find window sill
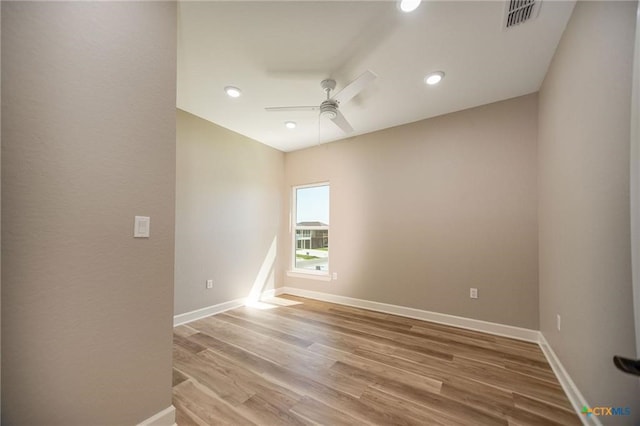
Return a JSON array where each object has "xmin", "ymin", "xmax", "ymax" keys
[{"xmin": 286, "ymin": 271, "xmax": 331, "ymax": 281}]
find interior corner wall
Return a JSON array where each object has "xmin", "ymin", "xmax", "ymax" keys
[
  {"xmin": 1, "ymin": 2, "xmax": 177, "ymax": 424},
  {"xmin": 283, "ymin": 94, "xmax": 539, "ymax": 330},
  {"xmin": 174, "ymin": 109, "xmax": 284, "ymax": 315},
  {"xmin": 1, "ymin": 2, "xmax": 3, "ymax": 419},
  {"xmin": 631, "ymin": 0, "xmax": 640, "ymax": 364},
  {"xmin": 538, "ymin": 0, "xmax": 640, "ymax": 416},
  {"xmin": 0, "ymin": 3, "xmax": 2, "ymax": 422}
]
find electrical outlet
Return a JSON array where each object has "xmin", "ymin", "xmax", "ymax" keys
[
  {"xmin": 206, "ymin": 279, "xmax": 213, "ymax": 289},
  {"xmin": 557, "ymin": 314, "xmax": 561, "ymax": 331},
  {"xmin": 332, "ymin": 272, "xmax": 338, "ymax": 280},
  {"xmin": 470, "ymin": 288, "xmax": 478, "ymax": 299}
]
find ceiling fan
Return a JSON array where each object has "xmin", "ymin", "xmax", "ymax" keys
[{"xmin": 265, "ymin": 70, "xmax": 377, "ymax": 134}]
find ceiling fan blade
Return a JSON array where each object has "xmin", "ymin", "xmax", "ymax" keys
[
  {"xmin": 331, "ymin": 109, "xmax": 354, "ymax": 134},
  {"xmin": 264, "ymin": 106, "xmax": 318, "ymax": 112},
  {"xmin": 332, "ymin": 70, "xmax": 377, "ymax": 104}
]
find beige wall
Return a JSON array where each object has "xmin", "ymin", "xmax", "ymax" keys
[
  {"xmin": 175, "ymin": 110, "xmax": 284, "ymax": 315},
  {"xmin": 538, "ymin": 0, "xmax": 640, "ymax": 417},
  {"xmin": 283, "ymin": 94, "xmax": 539, "ymax": 329},
  {"xmin": 1, "ymin": 2, "xmax": 177, "ymax": 424},
  {"xmin": 633, "ymin": 3, "xmax": 640, "ymax": 358},
  {"xmin": 1, "ymin": 2, "xmax": 3, "ymax": 418}
]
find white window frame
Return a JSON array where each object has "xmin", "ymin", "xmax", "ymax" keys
[{"xmin": 290, "ymin": 182, "xmax": 330, "ymax": 277}]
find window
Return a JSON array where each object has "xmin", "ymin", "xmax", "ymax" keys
[{"xmin": 292, "ymin": 183, "xmax": 329, "ymax": 274}]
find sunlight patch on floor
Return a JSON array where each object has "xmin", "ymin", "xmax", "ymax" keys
[{"xmin": 245, "ymin": 296, "xmax": 302, "ymax": 310}]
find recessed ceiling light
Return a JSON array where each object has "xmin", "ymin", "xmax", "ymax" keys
[
  {"xmin": 224, "ymin": 86, "xmax": 241, "ymax": 98},
  {"xmin": 400, "ymin": 0, "xmax": 421, "ymax": 13},
  {"xmin": 285, "ymin": 121, "xmax": 297, "ymax": 129},
  {"xmin": 425, "ymin": 71, "xmax": 445, "ymax": 85}
]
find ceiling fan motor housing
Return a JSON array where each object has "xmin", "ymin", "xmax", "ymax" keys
[
  {"xmin": 320, "ymin": 100, "xmax": 338, "ymax": 119},
  {"xmin": 320, "ymin": 79, "xmax": 337, "ymax": 93}
]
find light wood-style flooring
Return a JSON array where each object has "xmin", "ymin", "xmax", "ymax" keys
[{"xmin": 172, "ymin": 295, "xmax": 579, "ymax": 425}]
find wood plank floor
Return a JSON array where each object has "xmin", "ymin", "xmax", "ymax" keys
[{"xmin": 172, "ymin": 295, "xmax": 579, "ymax": 425}]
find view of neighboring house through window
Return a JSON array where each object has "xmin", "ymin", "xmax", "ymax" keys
[{"xmin": 293, "ymin": 183, "xmax": 329, "ymax": 273}]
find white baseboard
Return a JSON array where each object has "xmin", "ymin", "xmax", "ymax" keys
[
  {"xmin": 173, "ymin": 297, "xmax": 246, "ymax": 326},
  {"xmin": 538, "ymin": 333, "xmax": 597, "ymax": 426},
  {"xmin": 273, "ymin": 286, "xmax": 539, "ymax": 343},
  {"xmin": 260, "ymin": 288, "xmax": 281, "ymax": 298},
  {"xmin": 137, "ymin": 405, "xmax": 176, "ymax": 426}
]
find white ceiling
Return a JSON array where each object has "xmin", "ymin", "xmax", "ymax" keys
[{"xmin": 177, "ymin": 1, "xmax": 575, "ymax": 152}]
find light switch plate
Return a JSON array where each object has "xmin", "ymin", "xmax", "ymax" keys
[
  {"xmin": 134, "ymin": 216, "xmax": 150, "ymax": 238},
  {"xmin": 470, "ymin": 288, "xmax": 478, "ymax": 299}
]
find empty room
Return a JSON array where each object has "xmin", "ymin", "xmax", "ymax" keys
[{"xmin": 2, "ymin": 0, "xmax": 640, "ymax": 425}]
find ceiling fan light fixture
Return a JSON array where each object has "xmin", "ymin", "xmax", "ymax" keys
[
  {"xmin": 224, "ymin": 86, "xmax": 242, "ymax": 98},
  {"xmin": 425, "ymin": 71, "xmax": 445, "ymax": 85},
  {"xmin": 285, "ymin": 121, "xmax": 297, "ymax": 129},
  {"xmin": 320, "ymin": 102, "xmax": 338, "ymax": 120},
  {"xmin": 399, "ymin": 0, "xmax": 422, "ymax": 13},
  {"xmin": 320, "ymin": 110, "xmax": 337, "ymax": 120}
]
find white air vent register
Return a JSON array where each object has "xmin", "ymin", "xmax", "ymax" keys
[{"xmin": 503, "ymin": 0, "xmax": 541, "ymax": 29}]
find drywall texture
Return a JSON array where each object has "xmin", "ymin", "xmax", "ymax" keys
[
  {"xmin": 175, "ymin": 110, "xmax": 284, "ymax": 315},
  {"xmin": 283, "ymin": 94, "xmax": 539, "ymax": 329},
  {"xmin": 633, "ymin": 4, "xmax": 640, "ymax": 359},
  {"xmin": 538, "ymin": 0, "xmax": 640, "ymax": 416},
  {"xmin": 0, "ymin": 4, "xmax": 3, "ymax": 417},
  {"xmin": 2, "ymin": 2, "xmax": 177, "ymax": 424}
]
